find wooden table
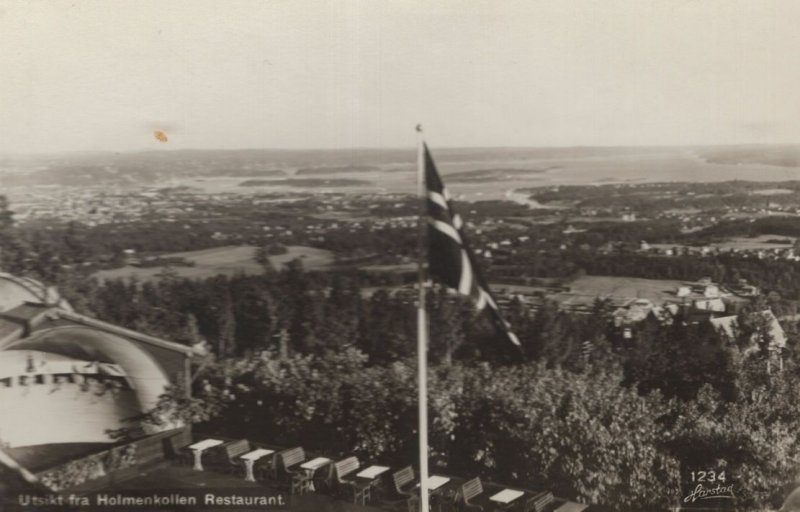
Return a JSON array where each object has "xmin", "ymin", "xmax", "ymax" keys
[
  {"xmin": 490, "ymin": 489, "xmax": 525, "ymax": 504},
  {"xmin": 188, "ymin": 439, "xmax": 224, "ymax": 471},
  {"xmin": 240, "ymin": 448, "xmax": 274, "ymax": 482},
  {"xmin": 553, "ymin": 502, "xmax": 588, "ymax": 512},
  {"xmin": 299, "ymin": 457, "xmax": 331, "ymax": 492},
  {"xmin": 357, "ymin": 465, "xmax": 391, "ymax": 501},
  {"xmin": 424, "ymin": 476, "xmax": 455, "ymax": 512},
  {"xmin": 357, "ymin": 465, "xmax": 390, "ymax": 480},
  {"xmin": 427, "ymin": 475, "xmax": 451, "ymax": 492}
]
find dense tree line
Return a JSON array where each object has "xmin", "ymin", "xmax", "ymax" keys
[{"xmin": 58, "ymin": 269, "xmax": 584, "ymax": 366}]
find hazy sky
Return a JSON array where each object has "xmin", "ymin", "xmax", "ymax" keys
[{"xmin": 1, "ymin": 0, "xmax": 799, "ymax": 153}]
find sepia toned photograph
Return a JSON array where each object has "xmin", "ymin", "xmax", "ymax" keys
[{"xmin": 1, "ymin": 1, "xmax": 800, "ymax": 511}]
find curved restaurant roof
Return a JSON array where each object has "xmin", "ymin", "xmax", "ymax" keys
[{"xmin": 0, "ymin": 273, "xmax": 72, "ymax": 312}]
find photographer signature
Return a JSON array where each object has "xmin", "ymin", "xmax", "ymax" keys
[{"xmin": 683, "ymin": 483, "xmax": 735, "ymax": 503}]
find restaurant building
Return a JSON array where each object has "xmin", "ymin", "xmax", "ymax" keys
[{"xmin": 0, "ymin": 273, "xmax": 194, "ymax": 476}]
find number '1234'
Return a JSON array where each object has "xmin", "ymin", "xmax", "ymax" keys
[{"xmin": 691, "ymin": 470, "xmax": 726, "ymax": 483}]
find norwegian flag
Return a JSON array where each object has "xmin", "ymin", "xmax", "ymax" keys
[{"xmin": 423, "ymin": 143, "xmax": 523, "ymax": 354}]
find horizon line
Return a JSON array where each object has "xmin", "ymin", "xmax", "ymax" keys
[{"xmin": 1, "ymin": 141, "xmax": 799, "ymax": 158}]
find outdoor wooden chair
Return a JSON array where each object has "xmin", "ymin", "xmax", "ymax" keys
[
  {"xmin": 393, "ymin": 466, "xmax": 417, "ymax": 497},
  {"xmin": 524, "ymin": 491, "xmax": 554, "ymax": 512},
  {"xmin": 163, "ymin": 428, "xmax": 193, "ymax": 466},
  {"xmin": 378, "ymin": 466, "xmax": 418, "ymax": 512},
  {"xmin": 334, "ymin": 456, "xmax": 371, "ymax": 505},
  {"xmin": 278, "ymin": 447, "xmax": 312, "ymax": 495},
  {"xmin": 221, "ymin": 439, "xmax": 251, "ymax": 475},
  {"xmin": 456, "ymin": 477, "xmax": 486, "ymax": 511}
]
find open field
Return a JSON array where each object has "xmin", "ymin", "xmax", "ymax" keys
[
  {"xmin": 564, "ymin": 275, "xmax": 690, "ymax": 303},
  {"xmin": 540, "ymin": 274, "xmax": 750, "ymax": 310},
  {"xmin": 496, "ymin": 276, "xmax": 690, "ymax": 305},
  {"xmin": 266, "ymin": 245, "xmax": 337, "ymax": 269},
  {"xmin": 92, "ymin": 245, "xmax": 335, "ymax": 282}
]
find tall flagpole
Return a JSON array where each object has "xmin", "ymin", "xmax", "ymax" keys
[{"xmin": 416, "ymin": 124, "xmax": 430, "ymax": 512}]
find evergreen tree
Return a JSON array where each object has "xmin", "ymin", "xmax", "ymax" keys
[
  {"xmin": 0, "ymin": 196, "xmax": 24, "ymax": 273},
  {"xmin": 216, "ymin": 290, "xmax": 237, "ymax": 357},
  {"xmin": 231, "ymin": 277, "xmax": 273, "ymax": 353},
  {"xmin": 429, "ymin": 289, "xmax": 466, "ymax": 366}
]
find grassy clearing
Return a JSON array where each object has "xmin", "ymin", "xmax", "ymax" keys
[
  {"xmin": 565, "ymin": 275, "xmax": 688, "ymax": 303},
  {"xmin": 93, "ymin": 245, "xmax": 335, "ymax": 282}
]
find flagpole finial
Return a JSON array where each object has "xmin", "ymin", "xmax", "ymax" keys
[{"xmin": 416, "ymin": 124, "xmax": 423, "ymax": 133}]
